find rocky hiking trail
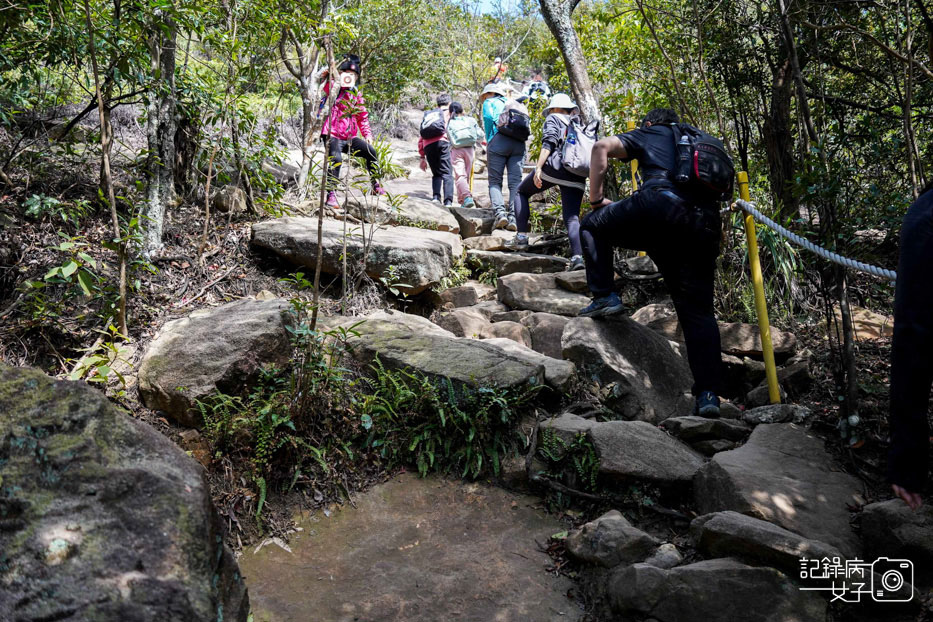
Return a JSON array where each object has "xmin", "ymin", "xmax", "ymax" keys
[{"xmin": 3, "ymin": 112, "xmax": 928, "ymax": 622}]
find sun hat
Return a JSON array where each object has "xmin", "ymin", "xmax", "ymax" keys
[
  {"xmin": 544, "ymin": 93, "xmax": 577, "ymax": 112},
  {"xmin": 480, "ymin": 82, "xmax": 509, "ymax": 100}
]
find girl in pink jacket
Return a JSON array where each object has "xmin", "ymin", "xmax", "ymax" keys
[{"xmin": 320, "ymin": 54, "xmax": 385, "ymax": 208}]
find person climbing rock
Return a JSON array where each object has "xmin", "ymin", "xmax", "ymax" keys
[
  {"xmin": 508, "ymin": 93, "xmax": 586, "ymax": 271},
  {"xmin": 888, "ymin": 183, "xmax": 933, "ymax": 510},
  {"xmin": 319, "ymin": 53, "xmax": 385, "ymax": 208},
  {"xmin": 418, "ymin": 94, "xmax": 454, "ymax": 206},
  {"xmin": 579, "ymin": 108, "xmax": 724, "ymax": 418},
  {"xmin": 446, "ymin": 101, "xmax": 484, "ymax": 208},
  {"xmin": 481, "ymin": 82, "xmax": 525, "ymax": 232}
]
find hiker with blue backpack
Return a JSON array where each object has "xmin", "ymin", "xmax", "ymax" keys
[
  {"xmin": 579, "ymin": 108, "xmax": 735, "ymax": 419},
  {"xmin": 480, "ymin": 82, "xmax": 529, "ymax": 231},
  {"xmin": 418, "ymin": 94, "xmax": 454, "ymax": 206},
  {"xmin": 446, "ymin": 101, "xmax": 485, "ymax": 208},
  {"xmin": 508, "ymin": 93, "xmax": 597, "ymax": 272}
]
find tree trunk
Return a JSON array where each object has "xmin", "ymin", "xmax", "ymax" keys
[
  {"xmin": 538, "ymin": 0, "xmax": 600, "ymax": 124},
  {"xmin": 761, "ymin": 60, "xmax": 798, "ymax": 221},
  {"xmin": 143, "ymin": 8, "xmax": 177, "ymax": 257}
]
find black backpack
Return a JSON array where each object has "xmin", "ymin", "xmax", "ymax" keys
[
  {"xmin": 670, "ymin": 124, "xmax": 734, "ymax": 202},
  {"xmin": 420, "ymin": 109, "xmax": 447, "ymax": 139},
  {"xmin": 496, "ymin": 100, "xmax": 531, "ymax": 142}
]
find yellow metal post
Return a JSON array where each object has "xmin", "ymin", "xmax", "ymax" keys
[
  {"xmin": 737, "ymin": 171, "xmax": 781, "ymax": 404},
  {"xmin": 627, "ymin": 120, "xmax": 647, "ymax": 257},
  {"xmin": 469, "ymin": 166, "xmax": 474, "ymax": 194}
]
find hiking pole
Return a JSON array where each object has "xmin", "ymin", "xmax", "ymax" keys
[
  {"xmin": 469, "ymin": 165, "xmax": 474, "ymax": 194},
  {"xmin": 735, "ymin": 171, "xmax": 781, "ymax": 404},
  {"xmin": 627, "ymin": 120, "xmax": 648, "ymax": 258}
]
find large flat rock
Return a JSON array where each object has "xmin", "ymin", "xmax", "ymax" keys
[
  {"xmin": 468, "ymin": 250, "xmax": 569, "ymax": 276},
  {"xmin": 607, "ymin": 558, "xmax": 825, "ymax": 622},
  {"xmin": 562, "ymin": 317, "xmax": 693, "ymax": 423},
  {"xmin": 345, "ymin": 315, "xmax": 544, "ymax": 390},
  {"xmin": 449, "ymin": 206, "xmax": 495, "ymax": 238},
  {"xmin": 251, "ymin": 217, "xmax": 463, "ymax": 295},
  {"xmin": 0, "ymin": 364, "xmax": 248, "ymax": 622},
  {"xmin": 861, "ymin": 500, "xmax": 933, "ymax": 585},
  {"xmin": 588, "ymin": 420, "xmax": 705, "ymax": 485},
  {"xmin": 644, "ymin": 315, "xmax": 798, "ymax": 361},
  {"xmin": 138, "ymin": 297, "xmax": 294, "ymax": 427},
  {"xmin": 498, "ymin": 273, "xmax": 591, "ymax": 316},
  {"xmin": 694, "ymin": 423, "xmax": 864, "ymax": 557},
  {"xmin": 240, "ymin": 474, "xmax": 581, "ymax": 622},
  {"xmin": 343, "ymin": 194, "xmax": 460, "ymax": 233},
  {"xmin": 482, "ymin": 337, "xmax": 575, "ymax": 391}
]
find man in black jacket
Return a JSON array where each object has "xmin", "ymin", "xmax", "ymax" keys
[
  {"xmin": 889, "ymin": 184, "xmax": 933, "ymax": 510},
  {"xmin": 579, "ymin": 108, "xmax": 723, "ymax": 417}
]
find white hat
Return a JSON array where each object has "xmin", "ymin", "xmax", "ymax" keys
[
  {"xmin": 544, "ymin": 93, "xmax": 577, "ymax": 112},
  {"xmin": 480, "ymin": 82, "xmax": 509, "ymax": 99}
]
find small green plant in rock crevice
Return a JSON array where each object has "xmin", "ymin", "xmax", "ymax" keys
[
  {"xmin": 537, "ymin": 428, "xmax": 601, "ymax": 493},
  {"xmin": 362, "ymin": 357, "xmax": 541, "ymax": 479}
]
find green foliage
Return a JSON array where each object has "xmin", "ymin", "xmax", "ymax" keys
[
  {"xmin": 68, "ymin": 324, "xmax": 131, "ymax": 395},
  {"xmin": 434, "ymin": 257, "xmax": 471, "ymax": 292},
  {"xmin": 362, "ymin": 357, "xmax": 541, "ymax": 478},
  {"xmin": 536, "ymin": 428, "xmax": 600, "ymax": 493},
  {"xmin": 23, "ymin": 195, "xmax": 92, "ymax": 227}
]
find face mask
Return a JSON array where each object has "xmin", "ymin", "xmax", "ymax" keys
[{"xmin": 338, "ymin": 71, "xmax": 357, "ymax": 89}]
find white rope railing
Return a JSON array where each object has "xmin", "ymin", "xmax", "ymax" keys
[{"xmin": 732, "ymin": 199, "xmax": 897, "ymax": 281}]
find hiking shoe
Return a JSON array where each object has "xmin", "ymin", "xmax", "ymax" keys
[
  {"xmin": 694, "ymin": 391, "xmax": 721, "ymax": 418},
  {"xmin": 325, "ymin": 191, "xmax": 340, "ymax": 208},
  {"xmin": 444, "ymin": 200, "xmax": 453, "ymax": 207},
  {"xmin": 371, "ymin": 180, "xmax": 387, "ymax": 196},
  {"xmin": 493, "ymin": 210, "xmax": 509, "ymax": 230},
  {"xmin": 506, "ymin": 233, "xmax": 529, "ymax": 250},
  {"xmin": 506, "ymin": 215, "xmax": 517, "ymax": 231},
  {"xmin": 431, "ymin": 197, "xmax": 441, "ymax": 204},
  {"xmin": 569, "ymin": 255, "xmax": 585, "ymax": 271},
  {"xmin": 578, "ymin": 292, "xmax": 626, "ymax": 318},
  {"xmin": 462, "ymin": 196, "xmax": 475, "ymax": 208}
]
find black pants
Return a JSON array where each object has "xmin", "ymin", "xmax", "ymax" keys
[
  {"xmin": 513, "ymin": 172, "xmax": 584, "ymax": 256},
  {"xmin": 424, "ymin": 140, "xmax": 453, "ymax": 204},
  {"xmin": 580, "ymin": 183, "xmax": 723, "ymax": 396},
  {"xmin": 889, "ymin": 189, "xmax": 933, "ymax": 492},
  {"xmin": 324, "ymin": 136, "xmax": 379, "ymax": 188}
]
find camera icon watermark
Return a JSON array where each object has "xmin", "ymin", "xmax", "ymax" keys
[{"xmin": 799, "ymin": 556, "xmax": 914, "ymax": 603}]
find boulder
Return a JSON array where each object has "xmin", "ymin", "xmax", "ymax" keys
[
  {"xmin": 463, "ymin": 234, "xmax": 508, "ymax": 252},
  {"xmin": 482, "ymin": 338, "xmax": 575, "ymax": 391},
  {"xmin": 659, "ymin": 416, "xmax": 751, "ymax": 443},
  {"xmin": 630, "ymin": 302, "xmax": 675, "ymax": 325},
  {"xmin": 861, "ymin": 500, "xmax": 933, "ymax": 585},
  {"xmin": 434, "ymin": 308, "xmax": 493, "ymax": 339},
  {"xmin": 607, "ymin": 558, "xmax": 825, "ymax": 622},
  {"xmin": 212, "ymin": 184, "xmax": 247, "ymax": 213},
  {"xmin": 832, "ymin": 304, "xmax": 894, "ymax": 341},
  {"xmin": 467, "ymin": 250, "xmax": 569, "ymax": 277},
  {"xmin": 138, "ymin": 298, "xmax": 295, "ymax": 427},
  {"xmin": 436, "ymin": 281, "xmax": 496, "ymax": 308},
  {"xmin": 744, "ymin": 383, "xmax": 788, "ymax": 408},
  {"xmin": 566, "ymin": 510, "xmax": 660, "ymax": 568},
  {"xmin": 748, "ymin": 360, "xmax": 812, "ymax": 401},
  {"xmin": 742, "ymin": 403, "xmax": 811, "ymax": 425},
  {"xmin": 691, "ymin": 511, "xmax": 843, "ymax": 575},
  {"xmin": 251, "ymin": 217, "xmax": 463, "ymax": 295},
  {"xmin": 623, "ymin": 255, "xmax": 659, "ymax": 276},
  {"xmin": 486, "ymin": 321, "xmax": 532, "ymax": 347},
  {"xmin": 645, "ymin": 316, "xmax": 798, "ymax": 362},
  {"xmin": 449, "ymin": 206, "xmax": 495, "ymax": 238},
  {"xmin": 490, "ymin": 310, "xmax": 533, "ymax": 323},
  {"xmin": 719, "ymin": 401, "xmax": 743, "ymax": 420},
  {"xmin": 0, "ymin": 364, "xmax": 249, "ymax": 622},
  {"xmin": 554, "ymin": 271, "xmax": 590, "ymax": 293},
  {"xmin": 589, "ymin": 421, "xmax": 705, "ymax": 485},
  {"xmin": 468, "ymin": 300, "xmax": 509, "ymax": 320},
  {"xmin": 345, "ymin": 317, "xmax": 544, "ymax": 390},
  {"xmin": 520, "ymin": 312, "xmax": 569, "ymax": 360},
  {"xmin": 497, "ymin": 273, "xmax": 591, "ymax": 316},
  {"xmin": 326, "ymin": 309, "xmax": 453, "ymax": 337},
  {"xmin": 692, "ymin": 439, "xmax": 736, "ymax": 456},
  {"xmin": 694, "ymin": 423, "xmax": 864, "ymax": 556},
  {"xmin": 561, "ymin": 317, "xmax": 693, "ymax": 423},
  {"xmin": 343, "ymin": 195, "xmax": 460, "ymax": 233},
  {"xmin": 643, "ymin": 543, "xmax": 683, "ymax": 569}
]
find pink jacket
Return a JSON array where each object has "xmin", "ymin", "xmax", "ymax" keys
[
  {"xmin": 418, "ymin": 108, "xmax": 450, "ymax": 157},
  {"xmin": 320, "ymin": 83, "xmax": 373, "ymax": 142}
]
